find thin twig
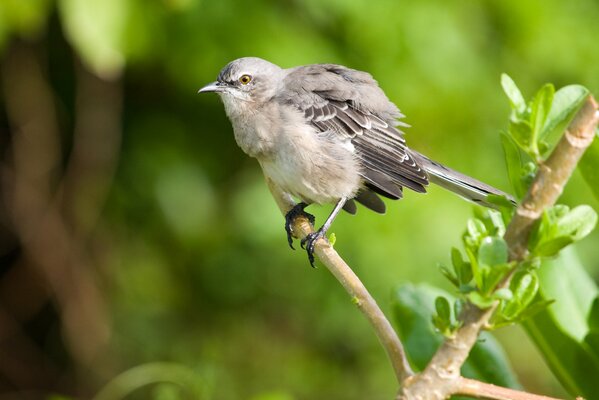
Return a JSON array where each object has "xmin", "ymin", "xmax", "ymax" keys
[
  {"xmin": 457, "ymin": 377, "xmax": 566, "ymax": 400},
  {"xmin": 398, "ymin": 96, "xmax": 599, "ymax": 400},
  {"xmin": 265, "ymin": 178, "xmax": 415, "ymax": 383}
]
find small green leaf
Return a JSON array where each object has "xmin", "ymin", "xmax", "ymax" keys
[
  {"xmin": 510, "ymin": 272, "xmax": 539, "ymax": 312},
  {"xmin": 541, "ymin": 85, "xmax": 589, "ymax": 143},
  {"xmin": 557, "ymin": 205, "xmax": 597, "ymax": 241},
  {"xmin": 500, "ymin": 132, "xmax": 527, "ymax": 199},
  {"xmin": 466, "ymin": 218, "xmax": 487, "ymax": 244},
  {"xmin": 451, "ymin": 247, "xmax": 473, "ymax": 285},
  {"xmin": 480, "ymin": 263, "xmax": 512, "ymax": 295},
  {"xmin": 465, "ymin": 247, "xmax": 482, "ymax": 289},
  {"xmin": 439, "ymin": 264, "xmax": 459, "ymax": 287},
  {"xmin": 501, "ymin": 74, "xmax": 526, "ymax": 114},
  {"xmin": 533, "ymin": 236, "xmax": 574, "ymax": 257},
  {"xmin": 494, "ymin": 288, "xmax": 513, "ymax": 301},
  {"xmin": 530, "ymin": 84, "xmax": 555, "ymax": 156},
  {"xmin": 467, "ymin": 291, "xmax": 496, "ymax": 309},
  {"xmin": 478, "ymin": 237, "xmax": 508, "ymax": 267},
  {"xmin": 529, "ymin": 205, "xmax": 597, "ymax": 257},
  {"xmin": 435, "ymin": 296, "xmax": 451, "ymax": 322},
  {"xmin": 508, "ymin": 119, "xmax": 533, "ymax": 151},
  {"xmin": 515, "ymin": 299, "xmax": 554, "ymax": 321}
]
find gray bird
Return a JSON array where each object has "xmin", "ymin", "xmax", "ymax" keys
[{"xmin": 199, "ymin": 57, "xmax": 514, "ymax": 266}]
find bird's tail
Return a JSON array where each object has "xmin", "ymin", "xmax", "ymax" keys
[{"xmin": 410, "ymin": 150, "xmax": 516, "ymax": 209}]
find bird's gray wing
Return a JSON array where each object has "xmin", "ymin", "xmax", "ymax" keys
[{"xmin": 278, "ymin": 64, "xmax": 429, "ymax": 208}]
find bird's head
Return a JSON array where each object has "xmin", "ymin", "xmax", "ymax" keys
[{"xmin": 198, "ymin": 57, "xmax": 283, "ymax": 106}]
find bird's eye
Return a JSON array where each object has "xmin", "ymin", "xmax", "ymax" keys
[{"xmin": 239, "ymin": 74, "xmax": 252, "ymax": 85}]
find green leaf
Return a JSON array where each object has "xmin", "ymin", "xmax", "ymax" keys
[
  {"xmin": 467, "ymin": 291, "xmax": 496, "ymax": 309},
  {"xmin": 432, "ymin": 296, "xmax": 453, "ymax": 335},
  {"xmin": 435, "ymin": 296, "xmax": 451, "ymax": 321},
  {"xmin": 541, "ymin": 85, "xmax": 589, "ymax": 144},
  {"xmin": 493, "ymin": 288, "xmax": 513, "ymax": 301},
  {"xmin": 480, "ymin": 263, "xmax": 512, "ymax": 295},
  {"xmin": 529, "ymin": 205, "xmax": 597, "ymax": 257},
  {"xmin": 533, "ymin": 236, "xmax": 574, "ymax": 257},
  {"xmin": 466, "ymin": 218, "xmax": 487, "ymax": 244},
  {"xmin": 478, "ymin": 237, "xmax": 508, "ymax": 267},
  {"xmin": 523, "ymin": 249, "xmax": 599, "ymax": 398},
  {"xmin": 508, "ymin": 119, "xmax": 533, "ymax": 151},
  {"xmin": 501, "ymin": 74, "xmax": 526, "ymax": 114},
  {"xmin": 557, "ymin": 205, "xmax": 598, "ymax": 241},
  {"xmin": 513, "ymin": 272, "xmax": 539, "ymax": 308},
  {"xmin": 451, "ymin": 247, "xmax": 472, "ymax": 285},
  {"xmin": 393, "ymin": 284, "xmax": 520, "ymax": 388},
  {"xmin": 439, "ymin": 264, "xmax": 459, "ymax": 287},
  {"xmin": 530, "ymin": 84, "xmax": 555, "ymax": 157},
  {"xmin": 500, "ymin": 132, "xmax": 527, "ymax": 199},
  {"xmin": 579, "ymin": 133, "xmax": 599, "ymax": 201}
]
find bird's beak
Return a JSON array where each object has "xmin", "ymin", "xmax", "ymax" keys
[{"xmin": 198, "ymin": 81, "xmax": 226, "ymax": 93}]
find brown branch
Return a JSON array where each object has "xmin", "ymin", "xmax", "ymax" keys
[
  {"xmin": 457, "ymin": 377, "xmax": 566, "ymax": 400},
  {"xmin": 398, "ymin": 96, "xmax": 599, "ymax": 400},
  {"xmin": 265, "ymin": 178, "xmax": 415, "ymax": 383}
]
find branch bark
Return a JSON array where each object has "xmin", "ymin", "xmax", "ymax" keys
[
  {"xmin": 398, "ymin": 95, "xmax": 599, "ymax": 400},
  {"xmin": 265, "ymin": 178, "xmax": 414, "ymax": 383},
  {"xmin": 457, "ymin": 377, "xmax": 566, "ymax": 400}
]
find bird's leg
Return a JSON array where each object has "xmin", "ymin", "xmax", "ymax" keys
[
  {"xmin": 301, "ymin": 197, "xmax": 347, "ymax": 268},
  {"xmin": 284, "ymin": 202, "xmax": 315, "ymax": 250}
]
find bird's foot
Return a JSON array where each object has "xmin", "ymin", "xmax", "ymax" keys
[
  {"xmin": 300, "ymin": 229, "xmax": 326, "ymax": 268},
  {"xmin": 284, "ymin": 202, "xmax": 315, "ymax": 250}
]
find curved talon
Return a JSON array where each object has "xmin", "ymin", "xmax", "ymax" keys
[
  {"xmin": 284, "ymin": 202, "xmax": 315, "ymax": 250},
  {"xmin": 301, "ymin": 230, "xmax": 325, "ymax": 268}
]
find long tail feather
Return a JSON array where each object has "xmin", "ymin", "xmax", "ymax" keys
[{"xmin": 410, "ymin": 150, "xmax": 516, "ymax": 209}]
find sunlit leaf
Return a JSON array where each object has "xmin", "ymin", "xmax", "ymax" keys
[
  {"xmin": 541, "ymin": 85, "xmax": 589, "ymax": 145},
  {"xmin": 478, "ymin": 237, "xmax": 508, "ymax": 267},
  {"xmin": 501, "ymin": 73, "xmax": 526, "ymax": 114},
  {"xmin": 530, "ymin": 84, "xmax": 555, "ymax": 156},
  {"xmin": 500, "ymin": 132, "xmax": 526, "ymax": 199}
]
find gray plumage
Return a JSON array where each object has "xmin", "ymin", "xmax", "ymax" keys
[{"xmin": 199, "ymin": 57, "xmax": 514, "ymax": 264}]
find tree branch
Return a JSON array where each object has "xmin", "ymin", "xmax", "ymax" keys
[
  {"xmin": 457, "ymin": 377, "xmax": 566, "ymax": 400},
  {"xmin": 398, "ymin": 95, "xmax": 599, "ymax": 400},
  {"xmin": 265, "ymin": 178, "xmax": 415, "ymax": 383}
]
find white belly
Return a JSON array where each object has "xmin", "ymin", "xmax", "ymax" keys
[{"xmin": 259, "ymin": 125, "xmax": 362, "ymax": 204}]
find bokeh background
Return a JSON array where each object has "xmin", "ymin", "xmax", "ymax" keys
[{"xmin": 1, "ymin": 0, "xmax": 598, "ymax": 399}]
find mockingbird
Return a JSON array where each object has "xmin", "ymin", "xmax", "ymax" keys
[{"xmin": 199, "ymin": 57, "xmax": 514, "ymax": 266}]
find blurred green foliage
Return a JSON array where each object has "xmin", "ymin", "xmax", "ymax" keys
[{"xmin": 1, "ymin": 0, "xmax": 599, "ymax": 399}]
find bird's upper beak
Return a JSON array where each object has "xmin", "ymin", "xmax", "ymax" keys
[{"xmin": 198, "ymin": 81, "xmax": 226, "ymax": 93}]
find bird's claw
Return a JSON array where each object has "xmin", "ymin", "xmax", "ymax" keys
[
  {"xmin": 300, "ymin": 230, "xmax": 325, "ymax": 268},
  {"xmin": 284, "ymin": 202, "xmax": 315, "ymax": 250}
]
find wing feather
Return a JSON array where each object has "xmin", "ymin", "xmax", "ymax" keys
[{"xmin": 277, "ymin": 63, "xmax": 429, "ymax": 203}]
